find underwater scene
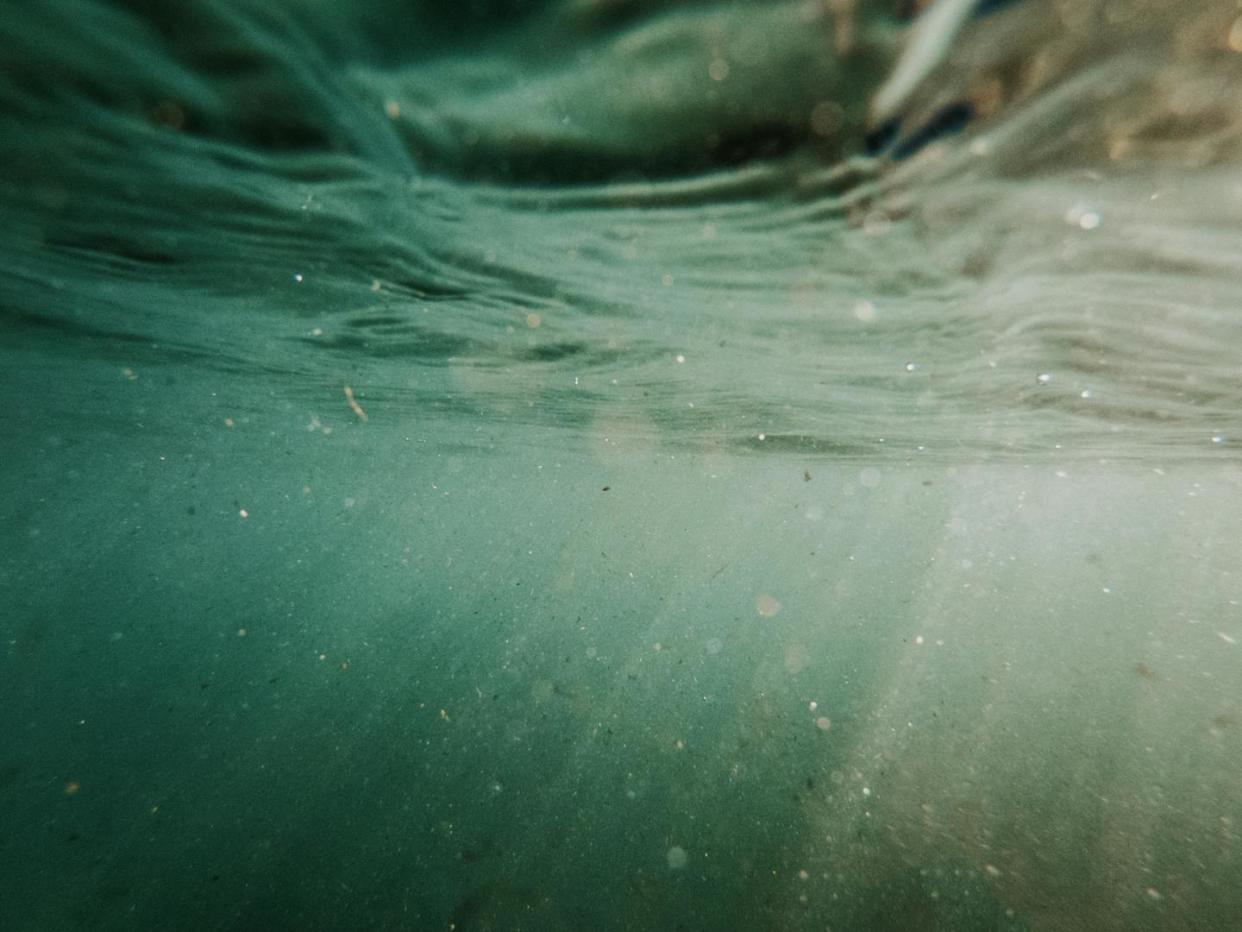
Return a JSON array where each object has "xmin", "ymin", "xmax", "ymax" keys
[{"xmin": 3, "ymin": 1, "xmax": 1242, "ymax": 929}]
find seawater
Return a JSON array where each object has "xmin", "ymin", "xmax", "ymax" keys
[{"xmin": 2, "ymin": 2, "xmax": 1242, "ymax": 929}]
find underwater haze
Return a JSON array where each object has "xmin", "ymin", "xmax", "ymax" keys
[{"xmin": 3, "ymin": 1, "xmax": 1242, "ymax": 929}]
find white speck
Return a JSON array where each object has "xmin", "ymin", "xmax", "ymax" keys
[
  {"xmin": 904, "ymin": 362, "xmax": 917, "ymax": 372},
  {"xmin": 666, "ymin": 846, "xmax": 688, "ymax": 870},
  {"xmin": 853, "ymin": 300, "xmax": 876, "ymax": 322},
  {"xmin": 862, "ymin": 786, "xmax": 871, "ymax": 797},
  {"xmin": 1219, "ymin": 632, "xmax": 1236, "ymax": 645},
  {"xmin": 915, "ymin": 635, "xmax": 924, "ymax": 645},
  {"xmin": 1211, "ymin": 434, "xmax": 1226, "ymax": 445},
  {"xmin": 985, "ymin": 864, "xmax": 1002, "ymax": 878},
  {"xmin": 1065, "ymin": 204, "xmax": 1102, "ymax": 229},
  {"xmin": 755, "ymin": 594, "xmax": 781, "ymax": 618},
  {"xmin": 1037, "ymin": 372, "xmax": 1052, "ymax": 384},
  {"xmin": 1146, "ymin": 888, "xmax": 1162, "ymax": 900},
  {"xmin": 675, "ymin": 354, "xmax": 686, "ymax": 364},
  {"xmin": 808, "ymin": 701, "xmax": 818, "ymax": 712},
  {"xmin": 1080, "ymin": 389, "xmax": 1092, "ymax": 399},
  {"xmin": 293, "ymin": 273, "xmax": 303, "ymax": 283}
]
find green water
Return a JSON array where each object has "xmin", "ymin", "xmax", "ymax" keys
[{"xmin": 3, "ymin": 2, "xmax": 1242, "ymax": 930}]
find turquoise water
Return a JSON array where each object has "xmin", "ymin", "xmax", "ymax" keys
[{"xmin": 3, "ymin": 2, "xmax": 1242, "ymax": 929}]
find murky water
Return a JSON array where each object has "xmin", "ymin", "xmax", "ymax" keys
[{"xmin": 3, "ymin": 2, "xmax": 1242, "ymax": 929}]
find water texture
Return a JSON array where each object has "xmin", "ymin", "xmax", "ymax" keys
[{"xmin": 2, "ymin": 1, "xmax": 1242, "ymax": 929}]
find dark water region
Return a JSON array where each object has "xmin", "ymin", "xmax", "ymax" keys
[{"xmin": 3, "ymin": 1, "xmax": 1242, "ymax": 930}]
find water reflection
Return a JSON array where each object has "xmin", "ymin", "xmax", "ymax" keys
[{"xmin": 1, "ymin": 2, "xmax": 1241, "ymax": 930}]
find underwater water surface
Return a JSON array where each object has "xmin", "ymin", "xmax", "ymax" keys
[{"xmin": 3, "ymin": 1, "xmax": 1242, "ymax": 929}]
